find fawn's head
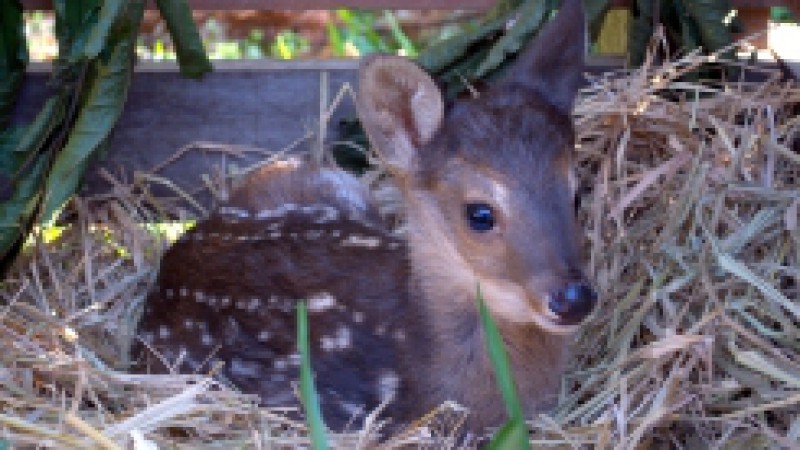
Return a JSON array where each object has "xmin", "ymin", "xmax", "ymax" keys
[{"xmin": 357, "ymin": 0, "xmax": 595, "ymax": 334}]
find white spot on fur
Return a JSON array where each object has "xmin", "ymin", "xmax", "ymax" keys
[
  {"xmin": 158, "ymin": 326, "xmax": 170, "ymax": 339},
  {"xmin": 164, "ymin": 288, "xmax": 174, "ymax": 299},
  {"xmin": 308, "ymin": 292, "xmax": 336, "ymax": 312},
  {"xmin": 335, "ymin": 326, "xmax": 352, "ymax": 349},
  {"xmin": 273, "ymin": 358, "xmax": 288, "ymax": 370},
  {"xmin": 183, "ymin": 318, "xmax": 194, "ymax": 329},
  {"xmin": 220, "ymin": 297, "xmax": 231, "ymax": 308},
  {"xmin": 304, "ymin": 229, "xmax": 324, "ymax": 240},
  {"xmin": 194, "ymin": 291, "xmax": 205, "ymax": 302},
  {"xmin": 201, "ymin": 332, "xmax": 214, "ymax": 346},
  {"xmin": 340, "ymin": 401, "xmax": 364, "ymax": 417},
  {"xmin": 320, "ymin": 336, "xmax": 335, "ymax": 351},
  {"xmin": 341, "ymin": 234, "xmax": 382, "ymax": 248},
  {"xmin": 314, "ymin": 205, "xmax": 339, "ymax": 223},
  {"xmin": 179, "ymin": 287, "xmax": 188, "ymax": 297},
  {"xmin": 288, "ymin": 353, "xmax": 301, "ymax": 366},
  {"xmin": 219, "ymin": 206, "xmax": 251, "ymax": 219},
  {"xmin": 248, "ymin": 297, "xmax": 261, "ymax": 311},
  {"xmin": 352, "ymin": 311, "xmax": 365, "ymax": 323},
  {"xmin": 393, "ymin": 329, "xmax": 407, "ymax": 342},
  {"xmin": 377, "ymin": 370, "xmax": 400, "ymax": 402},
  {"xmin": 230, "ymin": 359, "xmax": 260, "ymax": 378},
  {"xmin": 257, "ymin": 330, "xmax": 271, "ymax": 342}
]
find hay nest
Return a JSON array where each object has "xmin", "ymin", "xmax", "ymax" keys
[{"xmin": 1, "ymin": 39, "xmax": 799, "ymax": 448}]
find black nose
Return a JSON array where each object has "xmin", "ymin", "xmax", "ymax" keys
[{"xmin": 548, "ymin": 282, "xmax": 597, "ymax": 325}]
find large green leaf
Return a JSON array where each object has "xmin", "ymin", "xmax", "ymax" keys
[
  {"xmin": 417, "ymin": 14, "xmax": 509, "ymax": 75},
  {"xmin": 154, "ymin": 0, "xmax": 212, "ymax": 79},
  {"xmin": 474, "ymin": 0, "xmax": 549, "ymax": 78},
  {"xmin": 81, "ymin": 0, "xmax": 126, "ymax": 59},
  {"xmin": 53, "ymin": 0, "xmax": 100, "ymax": 81},
  {"xmin": 682, "ymin": 0, "xmax": 733, "ymax": 53},
  {"xmin": 296, "ymin": 301, "xmax": 330, "ymax": 450},
  {"xmin": 628, "ymin": 0, "xmax": 655, "ymax": 66},
  {"xmin": 42, "ymin": 1, "xmax": 144, "ymax": 221},
  {"xmin": 0, "ymin": 0, "xmax": 27, "ymax": 130},
  {"xmin": 0, "ymin": 96, "xmax": 66, "ymax": 275}
]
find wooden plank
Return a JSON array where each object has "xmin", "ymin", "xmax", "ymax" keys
[
  {"xmin": 10, "ymin": 58, "xmax": 782, "ymax": 207},
  {"xmin": 21, "ymin": 0, "xmax": 495, "ymax": 10},
  {"xmin": 13, "ymin": 62, "xmax": 360, "ymax": 208}
]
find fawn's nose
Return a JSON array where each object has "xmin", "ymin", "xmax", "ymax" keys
[{"xmin": 548, "ymin": 282, "xmax": 597, "ymax": 325}]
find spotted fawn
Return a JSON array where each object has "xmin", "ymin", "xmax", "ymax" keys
[{"xmin": 134, "ymin": 0, "xmax": 596, "ymax": 432}]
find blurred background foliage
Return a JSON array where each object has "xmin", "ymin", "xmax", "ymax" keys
[{"xmin": 1, "ymin": 0, "xmax": 793, "ymax": 275}]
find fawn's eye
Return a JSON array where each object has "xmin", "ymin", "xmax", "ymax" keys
[{"xmin": 465, "ymin": 203, "xmax": 495, "ymax": 232}]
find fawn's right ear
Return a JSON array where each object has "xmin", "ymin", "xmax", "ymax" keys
[{"xmin": 357, "ymin": 55, "xmax": 444, "ymax": 177}]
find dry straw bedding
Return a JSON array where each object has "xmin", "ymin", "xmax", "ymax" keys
[{"xmin": 1, "ymin": 44, "xmax": 799, "ymax": 448}]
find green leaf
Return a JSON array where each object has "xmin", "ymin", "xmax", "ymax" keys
[
  {"xmin": 53, "ymin": 0, "xmax": 100, "ymax": 81},
  {"xmin": 14, "ymin": 96, "xmax": 67, "ymax": 156},
  {"xmin": 418, "ymin": 14, "xmax": 508, "ymax": 75},
  {"xmin": 326, "ymin": 22, "xmax": 345, "ymax": 57},
  {"xmin": 0, "ymin": 0, "xmax": 27, "ymax": 130},
  {"xmin": 627, "ymin": 0, "xmax": 655, "ymax": 66},
  {"xmin": 383, "ymin": 11, "xmax": 418, "ymax": 57},
  {"xmin": 474, "ymin": 0, "xmax": 549, "ymax": 78},
  {"xmin": 42, "ymin": 1, "xmax": 144, "ymax": 221},
  {"xmin": 586, "ymin": 0, "xmax": 613, "ymax": 41},
  {"xmin": 477, "ymin": 286, "xmax": 531, "ymax": 449},
  {"xmin": 154, "ymin": 0, "xmax": 212, "ymax": 78},
  {"xmin": 682, "ymin": 0, "xmax": 733, "ymax": 53},
  {"xmin": 81, "ymin": 0, "xmax": 126, "ymax": 59},
  {"xmin": 0, "ymin": 96, "xmax": 66, "ymax": 275},
  {"xmin": 296, "ymin": 301, "xmax": 330, "ymax": 450}
]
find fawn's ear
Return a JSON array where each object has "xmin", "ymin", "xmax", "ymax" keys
[
  {"xmin": 503, "ymin": 0, "xmax": 586, "ymax": 115},
  {"xmin": 357, "ymin": 55, "xmax": 444, "ymax": 177}
]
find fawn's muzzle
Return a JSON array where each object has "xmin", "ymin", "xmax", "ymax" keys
[{"xmin": 548, "ymin": 282, "xmax": 597, "ymax": 325}]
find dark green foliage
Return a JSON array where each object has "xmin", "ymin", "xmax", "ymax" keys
[
  {"xmin": 296, "ymin": 301, "xmax": 330, "ymax": 450},
  {"xmin": 154, "ymin": 0, "xmax": 212, "ymax": 78},
  {"xmin": 0, "ymin": 0, "xmax": 211, "ymax": 278},
  {"xmin": 0, "ymin": 0, "xmax": 27, "ymax": 130},
  {"xmin": 628, "ymin": 0, "xmax": 739, "ymax": 67},
  {"xmin": 0, "ymin": 97, "xmax": 65, "ymax": 274},
  {"xmin": 41, "ymin": 1, "xmax": 143, "ymax": 220}
]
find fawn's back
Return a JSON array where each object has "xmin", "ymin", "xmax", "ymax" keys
[{"xmin": 135, "ymin": 0, "xmax": 597, "ymax": 432}]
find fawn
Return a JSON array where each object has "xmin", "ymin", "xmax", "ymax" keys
[{"xmin": 134, "ymin": 0, "xmax": 596, "ymax": 432}]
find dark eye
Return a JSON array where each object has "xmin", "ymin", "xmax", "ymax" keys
[{"xmin": 465, "ymin": 203, "xmax": 495, "ymax": 232}]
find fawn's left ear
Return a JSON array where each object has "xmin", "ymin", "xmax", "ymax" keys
[
  {"xmin": 357, "ymin": 55, "xmax": 444, "ymax": 177},
  {"xmin": 502, "ymin": 0, "xmax": 586, "ymax": 115}
]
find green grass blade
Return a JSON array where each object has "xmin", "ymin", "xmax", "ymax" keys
[
  {"xmin": 154, "ymin": 0, "xmax": 212, "ymax": 78},
  {"xmin": 297, "ymin": 301, "xmax": 330, "ymax": 450},
  {"xmin": 486, "ymin": 418, "xmax": 531, "ymax": 450},
  {"xmin": 477, "ymin": 285, "xmax": 531, "ymax": 450}
]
